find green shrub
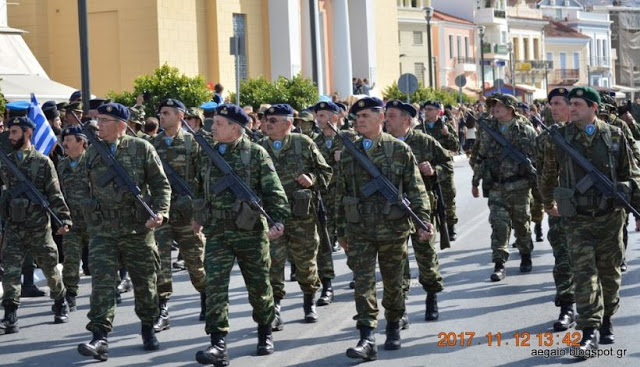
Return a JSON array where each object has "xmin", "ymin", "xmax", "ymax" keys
[
  {"xmin": 383, "ymin": 82, "xmax": 475, "ymax": 105},
  {"xmin": 228, "ymin": 74, "xmax": 319, "ymax": 112}
]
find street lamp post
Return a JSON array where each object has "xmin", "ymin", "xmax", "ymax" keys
[
  {"xmin": 507, "ymin": 41, "xmax": 515, "ymax": 96},
  {"xmin": 478, "ymin": 26, "xmax": 486, "ymax": 98},
  {"xmin": 424, "ymin": 6, "xmax": 434, "ymax": 89}
]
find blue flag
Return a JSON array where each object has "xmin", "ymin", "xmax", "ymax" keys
[{"xmin": 29, "ymin": 93, "xmax": 57, "ymax": 156}]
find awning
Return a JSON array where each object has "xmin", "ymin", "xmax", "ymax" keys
[{"xmin": 1, "ymin": 74, "xmax": 78, "ymax": 102}]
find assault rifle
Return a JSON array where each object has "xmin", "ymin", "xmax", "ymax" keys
[
  {"xmin": 326, "ymin": 123, "xmax": 432, "ymax": 233},
  {"xmin": 433, "ymin": 177, "xmax": 450, "ymax": 250},
  {"xmin": 181, "ymin": 120, "xmax": 275, "ymax": 226},
  {"xmin": 160, "ymin": 158, "xmax": 194, "ymax": 198},
  {"xmin": 315, "ymin": 189, "xmax": 333, "ymax": 253}
]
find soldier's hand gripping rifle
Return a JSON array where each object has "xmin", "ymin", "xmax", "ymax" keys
[
  {"xmin": 181, "ymin": 120, "xmax": 275, "ymax": 226},
  {"xmin": 0, "ymin": 152, "xmax": 64, "ymax": 227},
  {"xmin": 433, "ymin": 176, "xmax": 450, "ymax": 250},
  {"xmin": 540, "ymin": 122, "xmax": 640, "ymax": 218},
  {"xmin": 326, "ymin": 123, "xmax": 433, "ymax": 234},
  {"xmin": 71, "ymin": 114, "xmax": 158, "ymax": 220}
]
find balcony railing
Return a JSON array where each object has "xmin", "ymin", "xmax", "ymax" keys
[
  {"xmin": 515, "ymin": 60, "xmax": 554, "ymax": 70},
  {"xmin": 555, "ymin": 69, "xmax": 580, "ymax": 80},
  {"xmin": 454, "ymin": 57, "xmax": 477, "ymax": 64},
  {"xmin": 589, "ymin": 57, "xmax": 611, "ymax": 67}
]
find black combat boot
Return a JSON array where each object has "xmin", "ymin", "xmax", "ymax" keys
[
  {"xmin": 196, "ymin": 333, "xmax": 229, "ymax": 366},
  {"xmin": 78, "ymin": 330, "xmax": 109, "ymax": 361},
  {"xmin": 303, "ymin": 293, "xmax": 318, "ymax": 323},
  {"xmin": 553, "ymin": 304, "xmax": 574, "ymax": 331},
  {"xmin": 66, "ymin": 291, "xmax": 77, "ymax": 312},
  {"xmin": 384, "ymin": 321, "xmax": 401, "ymax": 350},
  {"xmin": 425, "ymin": 292, "xmax": 439, "ymax": 321},
  {"xmin": 141, "ymin": 324, "xmax": 160, "ymax": 350},
  {"xmin": 534, "ymin": 222, "xmax": 543, "ymax": 242},
  {"xmin": 289, "ymin": 263, "xmax": 297, "ymax": 282},
  {"xmin": 53, "ymin": 297, "xmax": 69, "ymax": 324},
  {"xmin": 256, "ymin": 324, "xmax": 274, "ymax": 356},
  {"xmin": 346, "ymin": 326, "xmax": 377, "ymax": 361},
  {"xmin": 21, "ymin": 270, "xmax": 45, "ymax": 297},
  {"xmin": 153, "ymin": 298, "xmax": 170, "ymax": 332},
  {"xmin": 574, "ymin": 327, "xmax": 597, "ymax": 359},
  {"xmin": 0, "ymin": 304, "xmax": 19, "ymax": 335},
  {"xmin": 599, "ymin": 316, "xmax": 615, "ymax": 344},
  {"xmin": 399, "ymin": 312, "xmax": 410, "ymax": 330},
  {"xmin": 117, "ymin": 274, "xmax": 132, "ymax": 293},
  {"xmin": 272, "ymin": 297, "xmax": 284, "ymax": 331},
  {"xmin": 316, "ymin": 278, "xmax": 334, "ymax": 306},
  {"xmin": 519, "ymin": 253, "xmax": 532, "ymax": 273},
  {"xmin": 490, "ymin": 262, "xmax": 506, "ymax": 281},
  {"xmin": 447, "ymin": 224, "xmax": 457, "ymax": 241},
  {"xmin": 349, "ymin": 278, "xmax": 355, "ymax": 289},
  {"xmin": 199, "ymin": 293, "xmax": 207, "ymax": 321}
]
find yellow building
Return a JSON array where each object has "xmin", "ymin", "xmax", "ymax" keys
[{"xmin": 8, "ymin": 0, "xmax": 399, "ymax": 100}]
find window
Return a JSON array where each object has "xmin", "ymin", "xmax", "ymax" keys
[
  {"xmin": 465, "ymin": 37, "xmax": 470, "ymax": 58},
  {"xmin": 415, "ymin": 62, "xmax": 425, "ymax": 85},
  {"xmin": 501, "ymin": 31, "xmax": 507, "ymax": 44},
  {"xmin": 232, "ymin": 13, "xmax": 247, "ymax": 81},
  {"xmin": 602, "ymin": 40, "xmax": 608, "ymax": 65},
  {"xmin": 413, "ymin": 31, "xmax": 423, "ymax": 45},
  {"xmin": 449, "ymin": 35, "xmax": 454, "ymax": 58},
  {"xmin": 546, "ymin": 52, "xmax": 553, "ymax": 62},
  {"xmin": 596, "ymin": 39, "xmax": 602, "ymax": 64},
  {"xmin": 573, "ymin": 52, "xmax": 580, "ymax": 69},
  {"xmin": 398, "ymin": 31, "xmax": 401, "ymax": 45},
  {"xmin": 457, "ymin": 36, "xmax": 462, "ymax": 59},
  {"xmin": 559, "ymin": 52, "xmax": 567, "ymax": 69}
]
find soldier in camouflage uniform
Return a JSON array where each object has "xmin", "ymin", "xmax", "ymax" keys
[
  {"xmin": 294, "ymin": 111, "xmax": 321, "ymax": 140},
  {"xmin": 260, "ymin": 104, "xmax": 332, "ymax": 328},
  {"xmin": 471, "ymin": 94, "xmax": 537, "ymax": 281},
  {"xmin": 193, "ymin": 104, "xmax": 290, "ymax": 366},
  {"xmin": 337, "ymin": 97, "xmax": 433, "ymax": 360},
  {"xmin": 201, "ymin": 101, "xmax": 218, "ymax": 133},
  {"xmin": 128, "ymin": 105, "xmax": 148, "ymax": 140},
  {"xmin": 151, "ymin": 99, "xmax": 207, "ymax": 332},
  {"xmin": 185, "ymin": 106, "xmax": 211, "ymax": 137},
  {"xmin": 57, "ymin": 126, "xmax": 91, "ymax": 312},
  {"xmin": 77, "ymin": 103, "xmax": 171, "ymax": 361},
  {"xmin": 536, "ymin": 88, "xmax": 575, "ymax": 332},
  {"xmin": 385, "ymin": 100, "xmax": 452, "ymax": 323},
  {"xmin": 540, "ymin": 87, "xmax": 640, "ymax": 358},
  {"xmin": 416, "ymin": 101, "xmax": 459, "ymax": 240},
  {"xmin": 0, "ymin": 116, "xmax": 72, "ymax": 335}
]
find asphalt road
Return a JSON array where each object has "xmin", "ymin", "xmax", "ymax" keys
[{"xmin": 1, "ymin": 155, "xmax": 639, "ymax": 367}]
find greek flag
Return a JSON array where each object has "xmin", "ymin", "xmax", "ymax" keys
[{"xmin": 29, "ymin": 93, "xmax": 57, "ymax": 156}]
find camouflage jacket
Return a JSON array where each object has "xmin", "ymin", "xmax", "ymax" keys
[
  {"xmin": 85, "ymin": 134, "xmax": 171, "ymax": 235},
  {"xmin": 539, "ymin": 118, "xmax": 640, "ymax": 212},
  {"xmin": 414, "ymin": 117, "xmax": 459, "ymax": 152},
  {"xmin": 151, "ymin": 129, "xmax": 200, "ymax": 225},
  {"xmin": 0, "ymin": 146, "xmax": 72, "ymax": 230},
  {"xmin": 402, "ymin": 129, "xmax": 453, "ymax": 195},
  {"xmin": 57, "ymin": 152, "xmax": 90, "ymax": 230},
  {"xmin": 313, "ymin": 129, "xmax": 358, "ymax": 187},
  {"xmin": 194, "ymin": 135, "xmax": 290, "ymax": 229},
  {"xmin": 336, "ymin": 132, "xmax": 431, "ymax": 241},
  {"xmin": 606, "ymin": 114, "xmax": 640, "ymax": 164}
]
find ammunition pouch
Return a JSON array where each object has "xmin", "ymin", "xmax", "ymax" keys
[
  {"xmin": 553, "ymin": 187, "xmax": 577, "ymax": 217},
  {"xmin": 383, "ymin": 202, "xmax": 407, "ymax": 221},
  {"xmin": 81, "ymin": 199, "xmax": 102, "ymax": 227},
  {"xmin": 233, "ymin": 200, "xmax": 260, "ymax": 231},
  {"xmin": 342, "ymin": 196, "xmax": 361, "ymax": 223},
  {"xmin": 193, "ymin": 199, "xmax": 210, "ymax": 225},
  {"xmin": 291, "ymin": 189, "xmax": 313, "ymax": 218},
  {"xmin": 172, "ymin": 195, "xmax": 193, "ymax": 223},
  {"xmin": 9, "ymin": 198, "xmax": 29, "ymax": 223}
]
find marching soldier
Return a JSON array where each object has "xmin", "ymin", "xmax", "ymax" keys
[
  {"xmin": 385, "ymin": 100, "xmax": 452, "ymax": 322},
  {"xmin": 336, "ymin": 97, "xmax": 433, "ymax": 360},
  {"xmin": 260, "ymin": 104, "xmax": 332, "ymax": 328},
  {"xmin": 193, "ymin": 104, "xmax": 290, "ymax": 366},
  {"xmin": 0, "ymin": 116, "xmax": 72, "ymax": 335},
  {"xmin": 77, "ymin": 103, "xmax": 171, "ymax": 360},
  {"xmin": 471, "ymin": 94, "xmax": 537, "ymax": 281},
  {"xmin": 539, "ymin": 87, "xmax": 640, "ymax": 357},
  {"xmin": 416, "ymin": 101, "xmax": 459, "ymax": 240},
  {"xmin": 151, "ymin": 99, "xmax": 207, "ymax": 332}
]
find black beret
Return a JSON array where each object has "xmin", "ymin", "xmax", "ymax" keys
[
  {"xmin": 264, "ymin": 104, "xmax": 294, "ymax": 117},
  {"xmin": 216, "ymin": 103, "xmax": 250, "ymax": 127},
  {"xmin": 69, "ymin": 90, "xmax": 82, "ymax": 102},
  {"xmin": 568, "ymin": 86, "xmax": 600, "ymax": 105},
  {"xmin": 89, "ymin": 98, "xmax": 109, "ymax": 110},
  {"xmin": 547, "ymin": 87, "xmax": 570, "ymax": 101},
  {"xmin": 422, "ymin": 100, "xmax": 442, "ymax": 109},
  {"xmin": 158, "ymin": 98, "xmax": 186, "ymax": 112},
  {"xmin": 335, "ymin": 102, "xmax": 347, "ymax": 112},
  {"xmin": 517, "ymin": 102, "xmax": 530, "ymax": 111},
  {"xmin": 7, "ymin": 116, "xmax": 36, "ymax": 130},
  {"xmin": 97, "ymin": 102, "xmax": 130, "ymax": 122},
  {"xmin": 350, "ymin": 97, "xmax": 384, "ymax": 115},
  {"xmin": 313, "ymin": 101, "xmax": 340, "ymax": 114},
  {"xmin": 385, "ymin": 100, "xmax": 417, "ymax": 118},
  {"xmin": 61, "ymin": 125, "xmax": 87, "ymax": 140},
  {"xmin": 42, "ymin": 100, "xmax": 60, "ymax": 120}
]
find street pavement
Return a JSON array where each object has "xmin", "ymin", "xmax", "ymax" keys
[{"xmin": 1, "ymin": 154, "xmax": 639, "ymax": 366}]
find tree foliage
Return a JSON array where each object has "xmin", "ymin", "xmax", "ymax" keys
[
  {"xmin": 383, "ymin": 82, "xmax": 475, "ymax": 105},
  {"xmin": 228, "ymin": 74, "xmax": 319, "ymax": 112},
  {"xmin": 0, "ymin": 89, "xmax": 6, "ymax": 117}
]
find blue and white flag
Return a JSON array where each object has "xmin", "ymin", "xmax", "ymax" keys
[{"xmin": 29, "ymin": 93, "xmax": 57, "ymax": 156}]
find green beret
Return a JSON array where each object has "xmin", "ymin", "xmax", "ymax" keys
[{"xmin": 568, "ymin": 86, "xmax": 600, "ymax": 105}]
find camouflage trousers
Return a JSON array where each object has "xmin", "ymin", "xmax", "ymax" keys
[
  {"xmin": 203, "ymin": 218, "xmax": 275, "ymax": 335},
  {"xmin": 488, "ymin": 186, "xmax": 533, "ymax": 263},
  {"xmin": 565, "ymin": 210, "xmax": 624, "ymax": 329},
  {"xmin": 349, "ymin": 236, "xmax": 408, "ymax": 329},
  {"xmin": 155, "ymin": 222, "xmax": 206, "ymax": 299},
  {"xmin": 441, "ymin": 174, "xmax": 458, "ymax": 225},
  {"xmin": 62, "ymin": 227, "xmax": 90, "ymax": 296},
  {"xmin": 317, "ymin": 186, "xmax": 336, "ymax": 280},
  {"xmin": 403, "ymin": 231, "xmax": 444, "ymax": 296},
  {"xmin": 270, "ymin": 215, "xmax": 321, "ymax": 299},
  {"xmin": 547, "ymin": 216, "xmax": 574, "ymax": 306},
  {"xmin": 1, "ymin": 224, "xmax": 65, "ymax": 307},
  {"xmin": 316, "ymin": 223, "xmax": 335, "ymax": 281},
  {"xmin": 530, "ymin": 188, "xmax": 544, "ymax": 223},
  {"xmin": 86, "ymin": 231, "xmax": 160, "ymax": 333}
]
